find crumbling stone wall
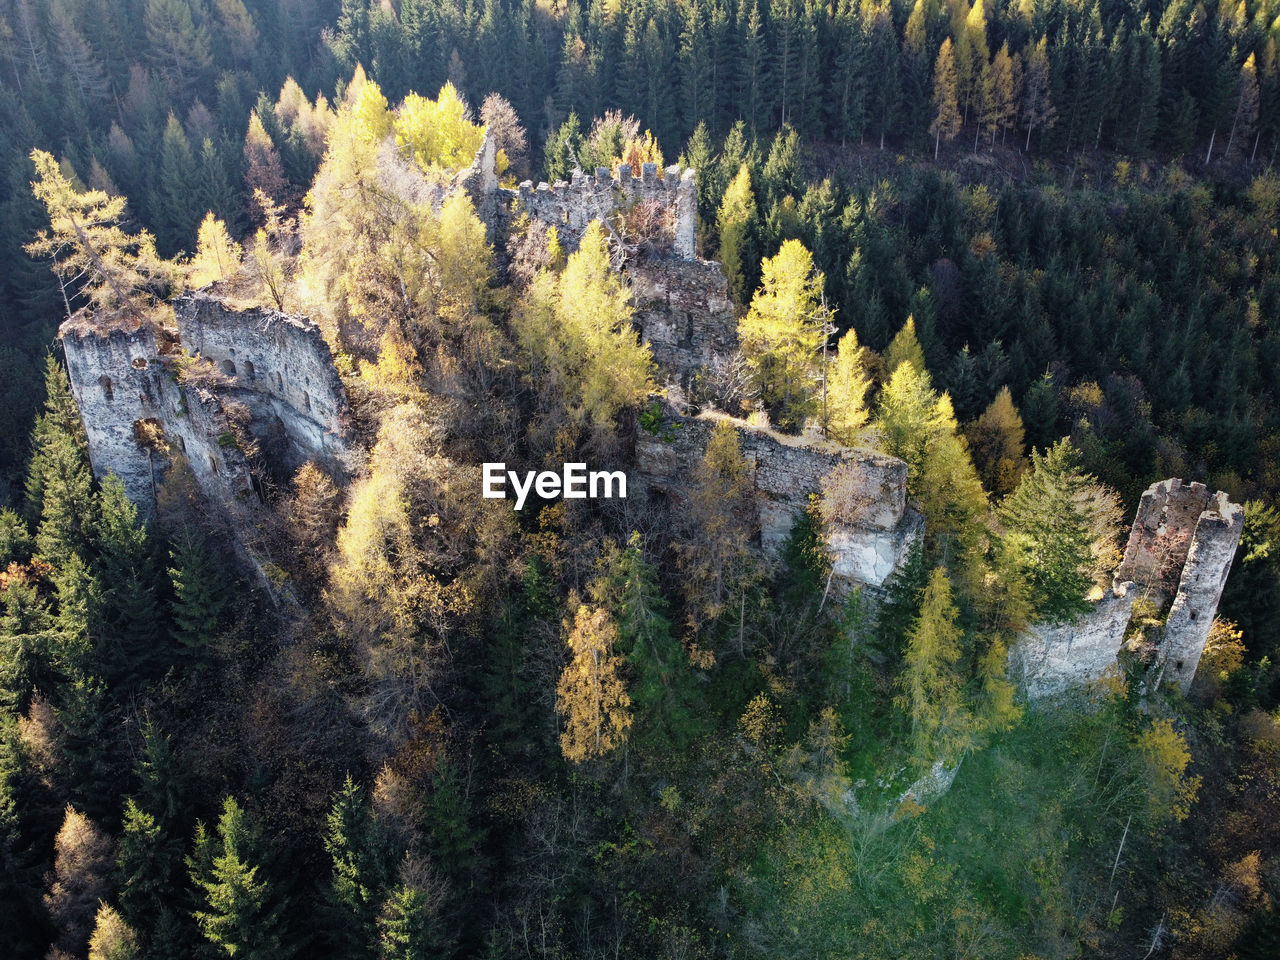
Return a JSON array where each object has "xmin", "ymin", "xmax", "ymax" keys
[
  {"xmin": 60, "ymin": 296, "xmax": 354, "ymax": 516},
  {"xmin": 513, "ymin": 163, "xmax": 697, "ymax": 260},
  {"xmin": 627, "ymin": 258, "xmax": 738, "ymax": 390},
  {"xmin": 174, "ymin": 293, "xmax": 354, "ymax": 484},
  {"xmin": 1013, "ymin": 478, "xmax": 1244, "ymax": 699},
  {"xmin": 634, "ymin": 400, "xmax": 923, "ymax": 592}
]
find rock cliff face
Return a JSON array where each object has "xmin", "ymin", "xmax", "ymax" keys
[
  {"xmin": 634, "ymin": 400, "xmax": 923, "ymax": 593},
  {"xmin": 60, "ymin": 296, "xmax": 355, "ymax": 516},
  {"xmin": 1012, "ymin": 479, "xmax": 1243, "ymax": 699}
]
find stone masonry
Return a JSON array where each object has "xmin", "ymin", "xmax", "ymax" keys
[
  {"xmin": 634, "ymin": 399, "xmax": 923, "ymax": 593},
  {"xmin": 60, "ymin": 296, "xmax": 355, "ymax": 516},
  {"xmin": 1012, "ymin": 479, "xmax": 1244, "ymax": 699}
]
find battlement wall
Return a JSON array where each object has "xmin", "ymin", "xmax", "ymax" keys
[{"xmin": 514, "ymin": 163, "xmax": 697, "ymax": 260}]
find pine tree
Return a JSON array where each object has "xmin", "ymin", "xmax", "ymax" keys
[
  {"xmin": 324, "ymin": 775, "xmax": 394, "ymax": 959},
  {"xmin": 32, "ymin": 414, "xmax": 95, "ymax": 572},
  {"xmin": 930, "ymin": 38, "xmax": 962, "ymax": 159},
  {"xmin": 144, "ymin": 0, "xmax": 212, "ymax": 99},
  {"xmin": 717, "ymin": 163, "xmax": 760, "ymax": 305},
  {"xmin": 167, "ymin": 529, "xmax": 230, "ymax": 665},
  {"xmin": 897, "ymin": 566, "xmax": 974, "ymax": 764},
  {"xmin": 95, "ymin": 475, "xmax": 163, "ymax": 689},
  {"xmin": 117, "ymin": 796, "xmax": 182, "ymax": 931},
  {"xmin": 189, "ymin": 796, "xmax": 290, "ymax": 960},
  {"xmin": 1226, "ymin": 52, "xmax": 1260, "ymax": 161},
  {"xmin": 151, "ymin": 114, "xmax": 201, "ymax": 255},
  {"xmin": 555, "ymin": 604, "xmax": 632, "ymax": 763},
  {"xmin": 592, "ymin": 532, "xmax": 703, "ymax": 750},
  {"xmin": 88, "ymin": 902, "xmax": 140, "ymax": 960},
  {"xmin": 739, "ymin": 239, "xmax": 827, "ymax": 430},
  {"xmin": 981, "ymin": 41, "xmax": 1020, "ymax": 147},
  {"xmin": 999, "ymin": 439, "xmax": 1123, "ymax": 622},
  {"xmin": 1021, "ymin": 35, "xmax": 1056, "ymax": 151}
]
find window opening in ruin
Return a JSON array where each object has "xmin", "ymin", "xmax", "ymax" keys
[
  {"xmin": 209, "ymin": 455, "xmax": 218, "ymax": 474},
  {"xmin": 244, "ymin": 360, "xmax": 255, "ymax": 380},
  {"xmin": 99, "ymin": 375, "xmax": 113, "ymax": 401},
  {"xmin": 220, "ymin": 358, "xmax": 236, "ymax": 377},
  {"xmin": 275, "ymin": 371, "xmax": 283, "ymax": 391},
  {"xmin": 132, "ymin": 357, "xmax": 147, "ymax": 369},
  {"xmin": 303, "ymin": 390, "xmax": 311, "ymax": 411}
]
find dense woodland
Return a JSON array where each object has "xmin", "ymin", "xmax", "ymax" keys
[{"xmin": 3, "ymin": 0, "xmax": 1280, "ymax": 958}]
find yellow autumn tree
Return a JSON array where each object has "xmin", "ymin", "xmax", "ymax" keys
[
  {"xmin": 897, "ymin": 566, "xmax": 976, "ymax": 765},
  {"xmin": 393, "ymin": 82, "xmax": 485, "ymax": 174},
  {"xmin": 556, "ymin": 604, "xmax": 632, "ymax": 762},
  {"xmin": 512, "ymin": 220, "xmax": 652, "ymax": 426},
  {"xmin": 187, "ymin": 212, "xmax": 242, "ymax": 288},
  {"xmin": 823, "ymin": 328, "xmax": 871, "ymax": 444},
  {"xmin": 739, "ymin": 239, "xmax": 827, "ymax": 431}
]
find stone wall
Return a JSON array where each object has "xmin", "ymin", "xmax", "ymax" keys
[
  {"xmin": 60, "ymin": 296, "xmax": 355, "ymax": 516},
  {"xmin": 627, "ymin": 258, "xmax": 738, "ymax": 389},
  {"xmin": 634, "ymin": 401, "xmax": 922, "ymax": 592},
  {"xmin": 174, "ymin": 293, "xmax": 354, "ymax": 484},
  {"xmin": 513, "ymin": 162, "xmax": 697, "ymax": 260},
  {"xmin": 1012, "ymin": 478, "xmax": 1244, "ymax": 699}
]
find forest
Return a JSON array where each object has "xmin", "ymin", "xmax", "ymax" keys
[{"xmin": 2, "ymin": 0, "xmax": 1280, "ymax": 958}]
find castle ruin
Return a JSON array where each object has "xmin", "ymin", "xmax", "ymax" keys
[
  {"xmin": 59, "ymin": 130, "xmax": 1244, "ymax": 696},
  {"xmin": 1012, "ymin": 478, "xmax": 1244, "ymax": 698}
]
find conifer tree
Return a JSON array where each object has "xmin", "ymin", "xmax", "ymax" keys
[
  {"xmin": 555, "ymin": 604, "xmax": 632, "ymax": 763},
  {"xmin": 897, "ymin": 566, "xmax": 974, "ymax": 764},
  {"xmin": 1227, "ymin": 52, "xmax": 1260, "ymax": 161},
  {"xmin": 95, "ymin": 475, "xmax": 163, "ymax": 688},
  {"xmin": 189, "ymin": 796, "xmax": 290, "ymax": 960},
  {"xmin": 930, "ymin": 38, "xmax": 963, "ymax": 159},
  {"xmin": 677, "ymin": 421, "xmax": 761, "ymax": 643},
  {"xmin": 117, "ymin": 796, "xmax": 182, "ymax": 932},
  {"xmin": 824, "ymin": 328, "xmax": 870, "ymax": 444},
  {"xmin": 964, "ymin": 385, "xmax": 1027, "ymax": 498},
  {"xmin": 739, "ymin": 239, "xmax": 827, "ymax": 430},
  {"xmin": 981, "ymin": 41, "xmax": 1019, "ymax": 147},
  {"xmin": 88, "ymin": 902, "xmax": 140, "ymax": 960},
  {"xmin": 187, "ymin": 212, "xmax": 243, "ymax": 289},
  {"xmin": 324, "ymin": 775, "xmax": 394, "ymax": 959},
  {"xmin": 152, "ymin": 114, "xmax": 201, "ymax": 255},
  {"xmin": 883, "ymin": 314, "xmax": 928, "ymax": 381},
  {"xmin": 168, "ymin": 529, "xmax": 230, "ymax": 665},
  {"xmin": 999, "ymin": 439, "xmax": 1123, "ymax": 622},
  {"xmin": 25, "ymin": 356, "xmax": 87, "ymax": 526},
  {"xmin": 1021, "ymin": 36, "xmax": 1056, "ymax": 151},
  {"xmin": 592, "ymin": 532, "xmax": 703, "ymax": 750},
  {"xmin": 27, "ymin": 150, "xmax": 169, "ymax": 321},
  {"xmin": 716, "ymin": 163, "xmax": 759, "ymax": 305},
  {"xmin": 32, "ymin": 415, "xmax": 95, "ymax": 573}
]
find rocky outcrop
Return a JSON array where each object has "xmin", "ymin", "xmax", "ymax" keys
[
  {"xmin": 60, "ymin": 296, "xmax": 355, "ymax": 516},
  {"xmin": 634, "ymin": 400, "xmax": 922, "ymax": 593},
  {"xmin": 1012, "ymin": 479, "xmax": 1244, "ymax": 699}
]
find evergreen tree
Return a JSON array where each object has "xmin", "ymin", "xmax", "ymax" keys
[
  {"xmin": 883, "ymin": 314, "xmax": 928, "ymax": 382},
  {"xmin": 324, "ymin": 775, "xmax": 394, "ymax": 959},
  {"xmin": 188, "ymin": 796, "xmax": 290, "ymax": 960},
  {"xmin": 151, "ymin": 114, "xmax": 201, "ymax": 255},
  {"xmin": 1021, "ymin": 35, "xmax": 1056, "ymax": 152},
  {"xmin": 167, "ymin": 529, "xmax": 230, "ymax": 666},
  {"xmin": 592, "ymin": 532, "xmax": 703, "ymax": 750},
  {"xmin": 999, "ymin": 439, "xmax": 1123, "ymax": 623},
  {"xmin": 95, "ymin": 475, "xmax": 164, "ymax": 689}
]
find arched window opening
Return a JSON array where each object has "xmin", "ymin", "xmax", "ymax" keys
[
  {"xmin": 99, "ymin": 375, "xmax": 113, "ymax": 401},
  {"xmin": 220, "ymin": 358, "xmax": 236, "ymax": 377},
  {"xmin": 243, "ymin": 360, "xmax": 256, "ymax": 380}
]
